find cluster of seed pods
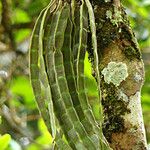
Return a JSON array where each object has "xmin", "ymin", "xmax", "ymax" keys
[{"xmin": 30, "ymin": 0, "xmax": 111, "ymax": 149}]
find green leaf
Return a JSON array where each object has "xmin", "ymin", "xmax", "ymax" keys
[
  {"xmin": 84, "ymin": 53, "xmax": 98, "ymax": 97},
  {"xmin": 26, "ymin": 119, "xmax": 53, "ymax": 150},
  {"xmin": 12, "ymin": 8, "xmax": 31, "ymax": 24},
  {"xmin": 10, "ymin": 76, "xmax": 35, "ymax": 109},
  {"xmin": 14, "ymin": 29, "xmax": 31, "ymax": 43},
  {"xmin": 36, "ymin": 119, "xmax": 53, "ymax": 145},
  {"xmin": 0, "ymin": 134, "xmax": 11, "ymax": 150}
]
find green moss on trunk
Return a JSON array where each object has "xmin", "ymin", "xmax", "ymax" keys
[{"xmin": 101, "ymin": 81, "xmax": 131, "ymax": 142}]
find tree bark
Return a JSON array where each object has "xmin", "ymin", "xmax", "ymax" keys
[{"xmin": 89, "ymin": 0, "xmax": 148, "ymax": 149}]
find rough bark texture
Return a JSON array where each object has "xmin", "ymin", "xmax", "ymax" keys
[{"xmin": 88, "ymin": 0, "xmax": 148, "ymax": 149}]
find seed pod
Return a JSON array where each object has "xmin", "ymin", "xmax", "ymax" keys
[
  {"xmin": 44, "ymin": 2, "xmax": 85, "ymax": 149},
  {"xmin": 72, "ymin": 4, "xmax": 80, "ymax": 77},
  {"xmin": 39, "ymin": 0, "xmax": 57, "ymax": 138},
  {"xmin": 64, "ymin": 1, "xmax": 100, "ymax": 148},
  {"xmin": 30, "ymin": 7, "xmax": 52, "ymax": 133},
  {"xmin": 30, "ymin": 1, "xmax": 72, "ymax": 149}
]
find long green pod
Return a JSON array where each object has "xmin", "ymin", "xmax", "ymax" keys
[
  {"xmin": 40, "ymin": 1, "xmax": 73, "ymax": 149},
  {"xmin": 44, "ymin": 2, "xmax": 85, "ymax": 149},
  {"xmin": 39, "ymin": 0, "xmax": 57, "ymax": 138},
  {"xmin": 53, "ymin": 3, "xmax": 97, "ymax": 149},
  {"xmin": 43, "ymin": 5, "xmax": 73, "ymax": 150},
  {"xmin": 76, "ymin": 0, "xmax": 100, "ymax": 137},
  {"xmin": 54, "ymin": 130, "xmax": 72, "ymax": 150},
  {"xmin": 72, "ymin": 4, "xmax": 80, "ymax": 78},
  {"xmin": 30, "ymin": 8, "xmax": 52, "ymax": 133},
  {"xmin": 61, "ymin": 6, "xmax": 100, "ymax": 149},
  {"xmin": 54, "ymin": 32, "xmax": 97, "ymax": 148},
  {"xmin": 31, "ymin": 2, "xmax": 72, "ymax": 149},
  {"xmin": 84, "ymin": 0, "xmax": 111, "ymax": 149},
  {"xmin": 72, "ymin": 1, "xmax": 100, "ymax": 148},
  {"xmin": 72, "ymin": 0, "xmax": 95, "ymax": 124}
]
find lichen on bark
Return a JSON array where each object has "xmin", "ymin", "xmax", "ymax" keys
[{"xmin": 101, "ymin": 62, "xmax": 128, "ymax": 87}]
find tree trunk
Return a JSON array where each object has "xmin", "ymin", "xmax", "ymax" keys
[{"xmin": 89, "ymin": 0, "xmax": 148, "ymax": 149}]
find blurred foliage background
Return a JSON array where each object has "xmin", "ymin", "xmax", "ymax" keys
[{"xmin": 0, "ymin": 0, "xmax": 149, "ymax": 149}]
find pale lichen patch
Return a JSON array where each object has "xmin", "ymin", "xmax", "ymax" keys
[
  {"xmin": 106, "ymin": 8, "xmax": 122, "ymax": 27},
  {"xmin": 106, "ymin": 10, "xmax": 113, "ymax": 20},
  {"xmin": 134, "ymin": 72, "xmax": 142, "ymax": 82},
  {"xmin": 118, "ymin": 89, "xmax": 129, "ymax": 103},
  {"xmin": 101, "ymin": 62, "xmax": 128, "ymax": 87}
]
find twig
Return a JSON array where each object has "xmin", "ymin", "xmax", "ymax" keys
[
  {"xmin": 1, "ymin": 0, "xmax": 16, "ymax": 50},
  {"xmin": 12, "ymin": 22, "xmax": 34, "ymax": 29}
]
